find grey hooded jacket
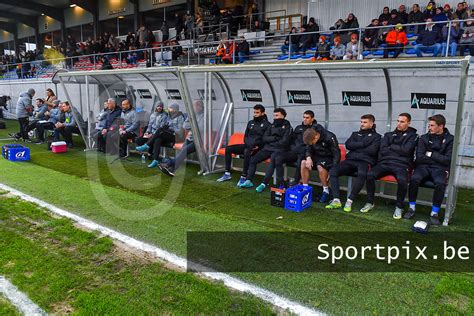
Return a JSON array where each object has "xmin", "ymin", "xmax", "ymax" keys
[
  {"xmin": 16, "ymin": 92, "xmax": 34, "ymax": 119},
  {"xmin": 146, "ymin": 111, "xmax": 168, "ymax": 134},
  {"xmin": 183, "ymin": 111, "xmax": 204, "ymax": 142},
  {"xmin": 121, "ymin": 108, "xmax": 139, "ymax": 134}
]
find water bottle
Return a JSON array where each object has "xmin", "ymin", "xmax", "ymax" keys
[{"xmin": 141, "ymin": 154, "xmax": 146, "ymax": 164}]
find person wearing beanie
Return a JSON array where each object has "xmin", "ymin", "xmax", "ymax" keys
[
  {"xmin": 362, "ymin": 19, "xmax": 380, "ymax": 50},
  {"xmin": 384, "ymin": 24, "xmax": 408, "ymax": 58},
  {"xmin": 388, "ymin": 9, "xmax": 402, "ymax": 25},
  {"xmin": 330, "ymin": 36, "xmax": 346, "ymax": 60},
  {"xmin": 343, "ymin": 33, "xmax": 363, "ymax": 60},
  {"xmin": 313, "ymin": 35, "xmax": 330, "ymax": 60},
  {"xmin": 135, "ymin": 101, "xmax": 168, "ymax": 147},
  {"xmin": 10, "ymin": 88, "xmax": 35, "ymax": 141},
  {"xmin": 136, "ymin": 103, "xmax": 185, "ymax": 168}
]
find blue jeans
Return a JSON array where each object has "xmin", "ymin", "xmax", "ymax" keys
[
  {"xmin": 441, "ymin": 42, "xmax": 458, "ymax": 57},
  {"xmin": 238, "ymin": 51, "xmax": 248, "ymax": 63},
  {"xmin": 281, "ymin": 44, "xmax": 297, "ymax": 55},
  {"xmin": 414, "ymin": 43, "xmax": 441, "ymax": 57}
]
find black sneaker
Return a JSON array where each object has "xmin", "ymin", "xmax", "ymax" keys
[
  {"xmin": 403, "ymin": 208, "xmax": 416, "ymax": 219},
  {"xmin": 159, "ymin": 164, "xmax": 175, "ymax": 177},
  {"xmin": 430, "ymin": 214, "xmax": 441, "ymax": 226},
  {"xmin": 34, "ymin": 140, "xmax": 44, "ymax": 145},
  {"xmin": 9, "ymin": 133, "xmax": 20, "ymax": 140}
]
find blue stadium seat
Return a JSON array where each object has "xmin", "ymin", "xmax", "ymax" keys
[
  {"xmin": 277, "ymin": 55, "xmax": 289, "ymax": 60},
  {"xmin": 290, "ymin": 54, "xmax": 302, "ymax": 59},
  {"xmin": 362, "ymin": 51, "xmax": 371, "ymax": 57},
  {"xmin": 301, "ymin": 53, "xmax": 314, "ymax": 59}
]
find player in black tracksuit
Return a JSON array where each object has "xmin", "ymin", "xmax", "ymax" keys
[
  {"xmin": 300, "ymin": 127, "xmax": 341, "ymax": 202},
  {"xmin": 326, "ymin": 114, "xmax": 381, "ymax": 212},
  {"xmin": 406, "ymin": 114, "xmax": 453, "ymax": 224},
  {"xmin": 364, "ymin": 113, "xmax": 418, "ymax": 218},
  {"xmin": 255, "ymin": 110, "xmax": 323, "ymax": 191},
  {"xmin": 217, "ymin": 104, "xmax": 271, "ymax": 184},
  {"xmin": 239, "ymin": 108, "xmax": 292, "ymax": 190}
]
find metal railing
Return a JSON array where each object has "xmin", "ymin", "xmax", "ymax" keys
[{"xmin": 1, "ymin": 18, "xmax": 473, "ymax": 81}]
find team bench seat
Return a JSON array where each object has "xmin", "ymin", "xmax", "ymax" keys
[{"xmin": 217, "ymin": 132, "xmax": 271, "ymax": 163}]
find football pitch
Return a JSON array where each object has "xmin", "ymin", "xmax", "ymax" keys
[{"xmin": 0, "ymin": 120, "xmax": 473, "ymax": 315}]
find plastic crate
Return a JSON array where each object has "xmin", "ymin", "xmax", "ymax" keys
[
  {"xmin": 2, "ymin": 144, "xmax": 30, "ymax": 162},
  {"xmin": 270, "ymin": 187, "xmax": 286, "ymax": 208},
  {"xmin": 284, "ymin": 185, "xmax": 313, "ymax": 212}
]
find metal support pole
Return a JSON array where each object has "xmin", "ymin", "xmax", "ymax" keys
[
  {"xmin": 445, "ymin": 20, "xmax": 452, "ymax": 58},
  {"xmin": 383, "ymin": 68, "xmax": 393, "ymax": 132},
  {"xmin": 444, "ymin": 57, "xmax": 470, "ymax": 225},
  {"xmin": 85, "ymin": 75, "xmax": 92, "ymax": 149},
  {"xmin": 358, "ymin": 28, "xmax": 363, "ymax": 59},
  {"xmin": 288, "ymin": 34, "xmax": 291, "ymax": 62}
]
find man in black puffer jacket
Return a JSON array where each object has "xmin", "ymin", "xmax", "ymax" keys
[
  {"xmin": 364, "ymin": 113, "xmax": 418, "ymax": 218},
  {"xmin": 301, "ymin": 126, "xmax": 341, "ymax": 203},
  {"xmin": 326, "ymin": 114, "xmax": 381, "ymax": 212},
  {"xmin": 216, "ymin": 104, "xmax": 271, "ymax": 185},
  {"xmin": 406, "ymin": 114, "xmax": 453, "ymax": 225},
  {"xmin": 254, "ymin": 110, "xmax": 323, "ymax": 192},
  {"xmin": 239, "ymin": 108, "xmax": 292, "ymax": 190}
]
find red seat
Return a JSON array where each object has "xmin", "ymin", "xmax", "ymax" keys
[
  {"xmin": 379, "ymin": 175, "xmax": 397, "ymax": 183},
  {"xmin": 217, "ymin": 133, "xmax": 245, "ymax": 156},
  {"xmin": 339, "ymin": 144, "xmax": 346, "ymax": 161}
]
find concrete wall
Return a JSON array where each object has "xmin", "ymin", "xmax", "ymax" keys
[
  {"xmin": 38, "ymin": 15, "xmax": 61, "ymax": 34},
  {"xmin": 17, "ymin": 24, "xmax": 35, "ymax": 40},
  {"xmin": 65, "ymin": 6, "xmax": 94, "ymax": 28},
  {"xmin": 99, "ymin": 0, "xmax": 135, "ymax": 20},
  {"xmin": 139, "ymin": 0, "xmax": 186, "ymax": 12}
]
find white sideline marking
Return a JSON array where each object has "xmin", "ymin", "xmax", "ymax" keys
[
  {"xmin": 0, "ymin": 183, "xmax": 324, "ymax": 316},
  {"xmin": 0, "ymin": 276, "xmax": 47, "ymax": 316}
]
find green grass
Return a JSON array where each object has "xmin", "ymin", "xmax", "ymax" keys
[
  {"xmin": 0, "ymin": 119, "xmax": 473, "ymax": 315},
  {"xmin": 0, "ymin": 196, "xmax": 275, "ymax": 314},
  {"xmin": 0, "ymin": 296, "xmax": 20, "ymax": 316}
]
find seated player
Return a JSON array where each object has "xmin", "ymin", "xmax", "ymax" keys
[
  {"xmin": 300, "ymin": 127, "xmax": 341, "ymax": 203},
  {"xmin": 326, "ymin": 114, "xmax": 381, "ymax": 212},
  {"xmin": 406, "ymin": 114, "xmax": 453, "ymax": 225},
  {"xmin": 53, "ymin": 101, "xmax": 86, "ymax": 148},
  {"xmin": 363, "ymin": 113, "xmax": 418, "ymax": 218},
  {"xmin": 216, "ymin": 104, "xmax": 270, "ymax": 185},
  {"xmin": 254, "ymin": 110, "xmax": 321, "ymax": 192},
  {"xmin": 118, "ymin": 99, "xmax": 140, "ymax": 158},
  {"xmin": 239, "ymin": 107, "xmax": 292, "ymax": 189}
]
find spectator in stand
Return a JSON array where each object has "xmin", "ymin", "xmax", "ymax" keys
[
  {"xmin": 398, "ymin": 5, "xmax": 409, "ymax": 24},
  {"xmin": 362, "ymin": 19, "xmax": 380, "ymax": 50},
  {"xmin": 424, "ymin": 1, "xmax": 436, "ymax": 19},
  {"xmin": 313, "ymin": 35, "xmax": 330, "ymax": 60},
  {"xmin": 329, "ymin": 19, "xmax": 345, "ymax": 31},
  {"xmin": 388, "ymin": 9, "xmax": 402, "ymax": 25},
  {"xmin": 174, "ymin": 13, "xmax": 184, "ymax": 41},
  {"xmin": 376, "ymin": 19, "xmax": 391, "ymax": 46},
  {"xmin": 342, "ymin": 13, "xmax": 359, "ymax": 33},
  {"xmin": 210, "ymin": 0, "xmax": 221, "ymax": 19},
  {"xmin": 44, "ymin": 88, "xmax": 57, "ymax": 107},
  {"xmin": 432, "ymin": 7, "xmax": 448, "ymax": 30},
  {"xmin": 216, "ymin": 40, "xmax": 226, "ymax": 63},
  {"xmin": 442, "ymin": 21, "xmax": 461, "ymax": 56},
  {"xmin": 281, "ymin": 27, "xmax": 299, "ymax": 55},
  {"xmin": 414, "ymin": 18, "xmax": 442, "ymax": 57},
  {"xmin": 379, "ymin": 7, "xmax": 391, "ymax": 23},
  {"xmin": 125, "ymin": 32, "xmax": 135, "ymax": 47},
  {"xmin": 298, "ymin": 25, "xmax": 313, "ymax": 55},
  {"xmin": 136, "ymin": 25, "xmax": 148, "ymax": 47},
  {"xmin": 408, "ymin": 4, "xmax": 426, "ymax": 34},
  {"xmin": 306, "ymin": 17, "xmax": 320, "ymax": 47},
  {"xmin": 221, "ymin": 40, "xmax": 236, "ymax": 64},
  {"xmin": 443, "ymin": 4, "xmax": 453, "ymax": 20},
  {"xmin": 453, "ymin": 2, "xmax": 469, "ymax": 20},
  {"xmin": 384, "ymin": 24, "xmax": 408, "ymax": 58},
  {"xmin": 161, "ymin": 20, "xmax": 170, "ymax": 42},
  {"xmin": 330, "ymin": 36, "xmax": 346, "ymax": 60},
  {"xmin": 185, "ymin": 12, "xmax": 195, "ymax": 39},
  {"xmin": 343, "ymin": 33, "xmax": 363, "ymax": 60},
  {"xmin": 237, "ymin": 36, "xmax": 250, "ymax": 63},
  {"xmin": 100, "ymin": 56, "xmax": 113, "ymax": 70},
  {"xmin": 458, "ymin": 18, "xmax": 474, "ymax": 55}
]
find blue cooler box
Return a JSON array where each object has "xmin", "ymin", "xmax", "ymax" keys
[
  {"xmin": 2, "ymin": 144, "xmax": 30, "ymax": 162},
  {"xmin": 284, "ymin": 185, "xmax": 313, "ymax": 212}
]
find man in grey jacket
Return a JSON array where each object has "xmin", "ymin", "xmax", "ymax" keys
[
  {"xmin": 135, "ymin": 101, "xmax": 168, "ymax": 147},
  {"xmin": 159, "ymin": 100, "xmax": 204, "ymax": 177},
  {"xmin": 119, "ymin": 99, "xmax": 139, "ymax": 158},
  {"xmin": 11, "ymin": 88, "xmax": 35, "ymax": 141},
  {"xmin": 53, "ymin": 101, "xmax": 86, "ymax": 148}
]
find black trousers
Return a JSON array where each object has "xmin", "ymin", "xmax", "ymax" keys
[
  {"xmin": 329, "ymin": 160, "xmax": 370, "ymax": 200},
  {"xmin": 409, "ymin": 166, "xmax": 448, "ymax": 208},
  {"xmin": 366, "ymin": 164, "xmax": 410, "ymax": 209},
  {"xmin": 383, "ymin": 44, "xmax": 403, "ymax": 58},
  {"xmin": 54, "ymin": 125, "xmax": 80, "ymax": 145},
  {"xmin": 119, "ymin": 131, "xmax": 137, "ymax": 156},
  {"xmin": 171, "ymin": 139, "xmax": 195, "ymax": 170},
  {"xmin": 0, "ymin": 108, "xmax": 4, "ymax": 119},
  {"xmin": 36, "ymin": 122, "xmax": 55, "ymax": 141},
  {"xmin": 150, "ymin": 132, "xmax": 175, "ymax": 161},
  {"xmin": 25, "ymin": 119, "xmax": 40, "ymax": 134},
  {"xmin": 224, "ymin": 144, "xmax": 252, "ymax": 176},
  {"xmin": 17, "ymin": 117, "xmax": 30, "ymax": 140},
  {"xmin": 273, "ymin": 151, "xmax": 300, "ymax": 185},
  {"xmin": 246, "ymin": 149, "xmax": 279, "ymax": 183}
]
